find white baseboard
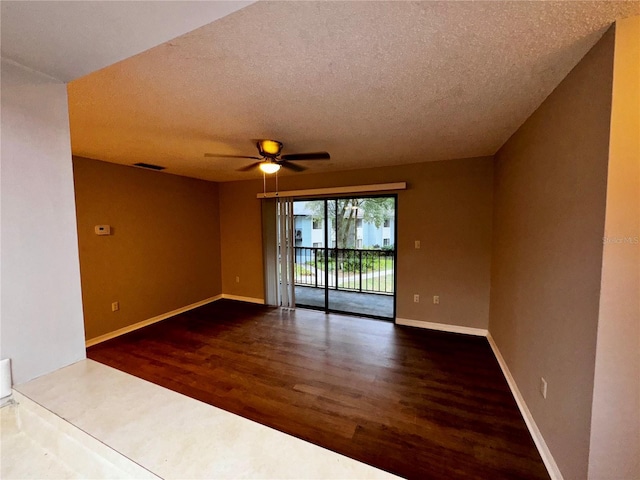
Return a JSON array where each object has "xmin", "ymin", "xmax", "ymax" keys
[
  {"xmin": 395, "ymin": 317, "xmax": 488, "ymax": 337},
  {"xmin": 487, "ymin": 333, "xmax": 563, "ymax": 480},
  {"xmin": 221, "ymin": 294, "xmax": 265, "ymax": 304},
  {"xmin": 85, "ymin": 295, "xmax": 223, "ymax": 347}
]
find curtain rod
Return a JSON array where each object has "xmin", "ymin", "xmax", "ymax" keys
[{"xmin": 256, "ymin": 182, "xmax": 407, "ymax": 199}]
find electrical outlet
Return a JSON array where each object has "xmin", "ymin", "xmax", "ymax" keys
[
  {"xmin": 540, "ymin": 377, "xmax": 547, "ymax": 399},
  {"xmin": 235, "ymin": 276, "xmax": 240, "ymax": 283},
  {"xmin": 111, "ymin": 301, "xmax": 119, "ymax": 312},
  {"xmin": 414, "ymin": 294, "xmax": 420, "ymax": 303},
  {"xmin": 433, "ymin": 295, "xmax": 440, "ymax": 304},
  {"xmin": 415, "ymin": 240, "xmax": 421, "ymax": 249}
]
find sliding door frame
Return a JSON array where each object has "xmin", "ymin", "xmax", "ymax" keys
[{"xmin": 295, "ymin": 193, "xmax": 398, "ymax": 321}]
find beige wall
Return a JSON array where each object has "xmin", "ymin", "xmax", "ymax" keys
[
  {"xmin": 589, "ymin": 17, "xmax": 640, "ymax": 480},
  {"xmin": 220, "ymin": 157, "xmax": 493, "ymax": 329},
  {"xmin": 489, "ymin": 28, "xmax": 615, "ymax": 480},
  {"xmin": 73, "ymin": 157, "xmax": 222, "ymax": 340},
  {"xmin": 219, "ymin": 178, "xmax": 266, "ymax": 300}
]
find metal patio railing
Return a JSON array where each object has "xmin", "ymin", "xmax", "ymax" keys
[{"xmin": 294, "ymin": 247, "xmax": 394, "ymax": 294}]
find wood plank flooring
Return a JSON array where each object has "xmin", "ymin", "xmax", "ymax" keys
[{"xmin": 87, "ymin": 300, "xmax": 549, "ymax": 480}]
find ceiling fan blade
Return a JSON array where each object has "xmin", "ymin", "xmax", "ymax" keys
[
  {"xmin": 237, "ymin": 162, "xmax": 262, "ymax": 172},
  {"xmin": 280, "ymin": 152, "xmax": 330, "ymax": 161},
  {"xmin": 279, "ymin": 160, "xmax": 306, "ymax": 172},
  {"xmin": 205, "ymin": 153, "xmax": 261, "ymax": 160}
]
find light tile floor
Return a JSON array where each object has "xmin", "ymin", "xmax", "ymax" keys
[
  {"xmin": 5, "ymin": 359, "xmax": 397, "ymax": 479},
  {"xmin": 1, "ymin": 391, "xmax": 157, "ymax": 479}
]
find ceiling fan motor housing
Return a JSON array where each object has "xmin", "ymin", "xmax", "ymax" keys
[{"xmin": 257, "ymin": 140, "xmax": 283, "ymax": 158}]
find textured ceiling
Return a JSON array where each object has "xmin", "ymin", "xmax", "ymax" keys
[{"xmin": 67, "ymin": 1, "xmax": 640, "ymax": 182}]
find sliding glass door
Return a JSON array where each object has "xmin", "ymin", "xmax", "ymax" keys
[
  {"xmin": 293, "ymin": 199, "xmax": 326, "ymax": 309},
  {"xmin": 293, "ymin": 195, "xmax": 396, "ymax": 320}
]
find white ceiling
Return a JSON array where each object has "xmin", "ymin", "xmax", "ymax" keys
[
  {"xmin": 4, "ymin": 1, "xmax": 640, "ymax": 182},
  {"xmin": 0, "ymin": 1, "xmax": 253, "ymax": 82}
]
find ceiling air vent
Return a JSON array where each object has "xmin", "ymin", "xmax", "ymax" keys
[{"xmin": 134, "ymin": 162, "xmax": 165, "ymax": 171}]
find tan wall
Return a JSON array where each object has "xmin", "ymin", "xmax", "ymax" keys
[
  {"xmin": 589, "ymin": 17, "xmax": 640, "ymax": 480},
  {"xmin": 73, "ymin": 157, "xmax": 222, "ymax": 340},
  {"xmin": 489, "ymin": 28, "xmax": 615, "ymax": 480},
  {"xmin": 219, "ymin": 178, "xmax": 267, "ymax": 300},
  {"xmin": 220, "ymin": 157, "xmax": 493, "ymax": 329}
]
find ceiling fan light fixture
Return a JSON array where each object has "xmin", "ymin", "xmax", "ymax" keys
[
  {"xmin": 259, "ymin": 161, "xmax": 281, "ymax": 174},
  {"xmin": 257, "ymin": 139, "xmax": 283, "ymax": 157}
]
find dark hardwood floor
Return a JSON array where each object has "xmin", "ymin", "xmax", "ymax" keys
[{"xmin": 87, "ymin": 300, "xmax": 549, "ymax": 480}]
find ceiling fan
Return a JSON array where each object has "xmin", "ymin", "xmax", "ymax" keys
[{"xmin": 204, "ymin": 139, "xmax": 330, "ymax": 174}]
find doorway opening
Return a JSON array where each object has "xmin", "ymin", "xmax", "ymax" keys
[{"xmin": 292, "ymin": 195, "xmax": 396, "ymax": 320}]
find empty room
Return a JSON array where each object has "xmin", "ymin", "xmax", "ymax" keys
[{"xmin": 1, "ymin": 2, "xmax": 638, "ymax": 480}]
